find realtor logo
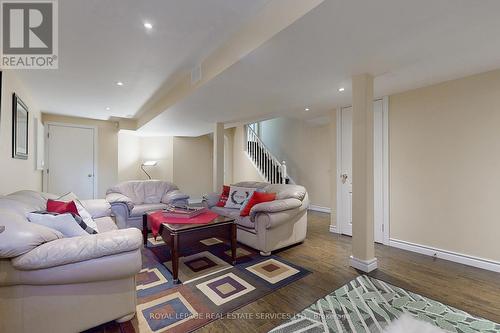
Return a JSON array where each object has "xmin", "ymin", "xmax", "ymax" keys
[{"xmin": 1, "ymin": 0, "xmax": 58, "ymax": 69}]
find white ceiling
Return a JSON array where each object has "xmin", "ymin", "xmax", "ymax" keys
[
  {"xmin": 15, "ymin": 0, "xmax": 271, "ymax": 119},
  {"xmin": 140, "ymin": 0, "xmax": 500, "ymax": 136}
]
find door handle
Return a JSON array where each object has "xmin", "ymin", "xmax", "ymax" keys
[
  {"xmin": 341, "ymin": 173, "xmax": 348, "ymax": 184},
  {"xmin": 88, "ymin": 174, "xmax": 93, "ymax": 178}
]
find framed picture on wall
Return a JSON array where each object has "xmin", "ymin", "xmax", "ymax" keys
[{"xmin": 12, "ymin": 94, "xmax": 29, "ymax": 160}]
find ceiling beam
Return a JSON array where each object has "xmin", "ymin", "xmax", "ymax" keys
[{"xmin": 136, "ymin": 0, "xmax": 324, "ymax": 130}]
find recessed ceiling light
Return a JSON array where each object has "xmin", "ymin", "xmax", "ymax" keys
[
  {"xmin": 116, "ymin": 81, "xmax": 124, "ymax": 86},
  {"xmin": 338, "ymin": 87, "xmax": 345, "ymax": 92},
  {"xmin": 305, "ymin": 108, "xmax": 310, "ymax": 111},
  {"xmin": 144, "ymin": 22, "xmax": 153, "ymax": 30},
  {"xmin": 105, "ymin": 107, "xmax": 111, "ymax": 111}
]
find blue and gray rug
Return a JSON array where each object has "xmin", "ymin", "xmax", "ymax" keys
[
  {"xmin": 269, "ymin": 275, "xmax": 500, "ymax": 333},
  {"xmin": 131, "ymin": 236, "xmax": 310, "ymax": 333}
]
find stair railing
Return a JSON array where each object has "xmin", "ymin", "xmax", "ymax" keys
[{"xmin": 246, "ymin": 125, "xmax": 288, "ymax": 184}]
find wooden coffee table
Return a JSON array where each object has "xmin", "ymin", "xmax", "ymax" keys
[{"xmin": 142, "ymin": 212, "xmax": 237, "ymax": 284}]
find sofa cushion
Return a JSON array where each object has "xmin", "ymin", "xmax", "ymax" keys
[
  {"xmin": 57, "ymin": 192, "xmax": 99, "ymax": 232},
  {"xmin": 0, "ymin": 208, "xmax": 63, "ymax": 258},
  {"xmin": 161, "ymin": 189, "xmax": 190, "ymax": 204},
  {"xmin": 210, "ymin": 206, "xmax": 240, "ymax": 218},
  {"xmin": 94, "ymin": 216, "xmax": 118, "ymax": 233},
  {"xmin": 26, "ymin": 212, "xmax": 88, "ymax": 238},
  {"xmin": 107, "ymin": 180, "xmax": 182, "ymax": 205},
  {"xmin": 216, "ymin": 185, "xmax": 230, "ymax": 207},
  {"xmin": 81, "ymin": 199, "xmax": 111, "ymax": 219},
  {"xmin": 144, "ymin": 181, "xmax": 169, "ymax": 203},
  {"xmin": 47, "ymin": 200, "xmax": 80, "ymax": 216},
  {"xmin": 11, "ymin": 228, "xmax": 143, "ymax": 270},
  {"xmin": 264, "ymin": 184, "xmax": 306, "ymax": 201},
  {"xmin": 130, "ymin": 203, "xmax": 168, "ymax": 217},
  {"xmin": 224, "ymin": 186, "xmax": 256, "ymax": 209},
  {"xmin": 240, "ymin": 192, "xmax": 276, "ymax": 216}
]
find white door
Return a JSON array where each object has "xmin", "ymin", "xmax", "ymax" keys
[
  {"xmin": 339, "ymin": 100, "xmax": 385, "ymax": 243},
  {"xmin": 340, "ymin": 107, "xmax": 353, "ymax": 236},
  {"xmin": 47, "ymin": 124, "xmax": 96, "ymax": 199}
]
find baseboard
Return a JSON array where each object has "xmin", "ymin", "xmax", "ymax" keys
[
  {"xmin": 309, "ymin": 205, "xmax": 331, "ymax": 213},
  {"xmin": 349, "ymin": 256, "xmax": 378, "ymax": 273},
  {"xmin": 389, "ymin": 238, "xmax": 500, "ymax": 273},
  {"xmin": 329, "ymin": 224, "xmax": 338, "ymax": 234}
]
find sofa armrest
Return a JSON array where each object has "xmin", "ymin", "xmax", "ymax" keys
[
  {"xmin": 254, "ymin": 207, "xmax": 304, "ymax": 229},
  {"xmin": 250, "ymin": 198, "xmax": 302, "ymax": 219},
  {"xmin": 203, "ymin": 192, "xmax": 220, "ymax": 208},
  {"xmin": 162, "ymin": 190, "xmax": 190, "ymax": 205},
  {"xmin": 81, "ymin": 199, "xmax": 111, "ymax": 219},
  {"xmin": 105, "ymin": 193, "xmax": 134, "ymax": 211},
  {"xmin": 11, "ymin": 228, "xmax": 142, "ymax": 270}
]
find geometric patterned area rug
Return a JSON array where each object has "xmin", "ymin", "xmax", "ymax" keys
[
  {"xmin": 269, "ymin": 275, "xmax": 500, "ymax": 333},
  {"xmin": 119, "ymin": 236, "xmax": 310, "ymax": 333}
]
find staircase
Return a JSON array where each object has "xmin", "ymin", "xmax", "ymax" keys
[{"xmin": 246, "ymin": 125, "xmax": 290, "ymax": 184}]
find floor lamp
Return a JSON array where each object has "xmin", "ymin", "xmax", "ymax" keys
[{"xmin": 141, "ymin": 160, "xmax": 157, "ymax": 180}]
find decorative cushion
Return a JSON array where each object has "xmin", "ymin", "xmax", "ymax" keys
[
  {"xmin": 216, "ymin": 185, "xmax": 230, "ymax": 207},
  {"xmin": 47, "ymin": 200, "xmax": 80, "ymax": 216},
  {"xmin": 57, "ymin": 192, "xmax": 99, "ymax": 232},
  {"xmin": 240, "ymin": 192, "xmax": 276, "ymax": 217},
  {"xmin": 224, "ymin": 186, "xmax": 256, "ymax": 209},
  {"xmin": 0, "ymin": 208, "xmax": 63, "ymax": 258},
  {"xmin": 26, "ymin": 212, "xmax": 88, "ymax": 237}
]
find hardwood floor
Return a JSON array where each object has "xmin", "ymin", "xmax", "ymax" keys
[
  {"xmin": 91, "ymin": 210, "xmax": 499, "ymax": 332},
  {"xmin": 199, "ymin": 210, "xmax": 500, "ymax": 333}
]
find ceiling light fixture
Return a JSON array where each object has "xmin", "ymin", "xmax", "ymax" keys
[
  {"xmin": 116, "ymin": 81, "xmax": 124, "ymax": 86},
  {"xmin": 105, "ymin": 107, "xmax": 111, "ymax": 111},
  {"xmin": 338, "ymin": 87, "xmax": 345, "ymax": 92},
  {"xmin": 305, "ymin": 108, "xmax": 310, "ymax": 111},
  {"xmin": 144, "ymin": 22, "xmax": 153, "ymax": 30}
]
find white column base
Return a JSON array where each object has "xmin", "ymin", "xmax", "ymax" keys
[{"xmin": 349, "ymin": 255, "xmax": 378, "ymax": 273}]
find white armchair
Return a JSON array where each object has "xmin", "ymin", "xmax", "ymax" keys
[{"xmin": 106, "ymin": 180, "xmax": 190, "ymax": 229}]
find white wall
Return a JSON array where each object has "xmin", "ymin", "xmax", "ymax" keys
[
  {"xmin": 0, "ymin": 71, "xmax": 42, "ymax": 194},
  {"xmin": 390, "ymin": 69, "xmax": 500, "ymax": 262},
  {"xmin": 117, "ymin": 131, "xmax": 141, "ymax": 181},
  {"xmin": 118, "ymin": 132, "xmax": 174, "ymax": 182},
  {"xmin": 231, "ymin": 125, "xmax": 266, "ymax": 184},
  {"xmin": 258, "ymin": 117, "xmax": 332, "ymax": 208},
  {"xmin": 172, "ymin": 135, "xmax": 213, "ymax": 199}
]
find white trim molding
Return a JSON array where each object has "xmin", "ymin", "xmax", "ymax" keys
[
  {"xmin": 336, "ymin": 98, "xmax": 390, "ymax": 244},
  {"xmin": 329, "ymin": 224, "xmax": 338, "ymax": 234},
  {"xmin": 309, "ymin": 205, "xmax": 331, "ymax": 213},
  {"xmin": 389, "ymin": 238, "xmax": 500, "ymax": 273},
  {"xmin": 349, "ymin": 256, "xmax": 378, "ymax": 273},
  {"xmin": 381, "ymin": 96, "xmax": 390, "ymax": 245}
]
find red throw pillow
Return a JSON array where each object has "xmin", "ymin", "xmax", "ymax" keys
[
  {"xmin": 216, "ymin": 185, "xmax": 230, "ymax": 207},
  {"xmin": 240, "ymin": 192, "xmax": 276, "ymax": 217},
  {"xmin": 47, "ymin": 199, "xmax": 80, "ymax": 216}
]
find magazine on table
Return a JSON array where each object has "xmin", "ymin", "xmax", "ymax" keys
[{"xmin": 163, "ymin": 205, "xmax": 207, "ymax": 218}]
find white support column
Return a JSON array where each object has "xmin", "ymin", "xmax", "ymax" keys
[
  {"xmin": 213, "ymin": 122, "xmax": 225, "ymax": 192},
  {"xmin": 350, "ymin": 73, "xmax": 378, "ymax": 272}
]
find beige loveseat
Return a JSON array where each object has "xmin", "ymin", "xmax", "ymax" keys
[
  {"xmin": 0, "ymin": 190, "xmax": 142, "ymax": 333},
  {"xmin": 106, "ymin": 180, "xmax": 190, "ymax": 229},
  {"xmin": 204, "ymin": 182, "xmax": 309, "ymax": 256}
]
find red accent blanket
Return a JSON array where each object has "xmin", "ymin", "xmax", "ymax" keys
[{"xmin": 148, "ymin": 210, "xmax": 219, "ymax": 238}]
